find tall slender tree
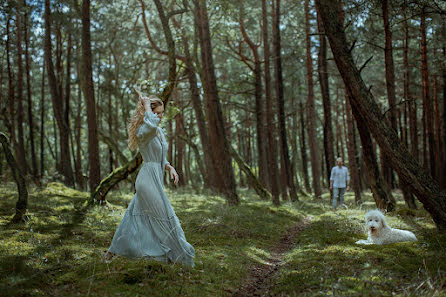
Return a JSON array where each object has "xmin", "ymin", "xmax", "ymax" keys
[
  {"xmin": 420, "ymin": 7, "xmax": 435, "ymax": 180},
  {"xmin": 262, "ymin": 0, "xmax": 280, "ymax": 205},
  {"xmin": 239, "ymin": 1, "xmax": 269, "ymax": 190},
  {"xmin": 24, "ymin": 1, "xmax": 37, "ymax": 178},
  {"xmin": 81, "ymin": 0, "xmax": 101, "ymax": 191},
  {"xmin": 272, "ymin": 0, "xmax": 299, "ymax": 201},
  {"xmin": 305, "ymin": 0, "xmax": 322, "ymax": 198},
  {"xmin": 44, "ymin": 0, "xmax": 75, "ymax": 186},
  {"xmin": 316, "ymin": 8, "xmax": 335, "ymax": 187},
  {"xmin": 193, "ymin": 0, "xmax": 239, "ymax": 205},
  {"xmin": 16, "ymin": 1, "xmax": 27, "ymax": 174}
]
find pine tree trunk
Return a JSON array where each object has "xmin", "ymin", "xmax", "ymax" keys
[
  {"xmin": 75, "ymin": 81, "xmax": 84, "ymax": 189},
  {"xmin": 6, "ymin": 17, "xmax": 16, "ymax": 161},
  {"xmin": 238, "ymin": 2, "xmax": 269, "ymax": 190},
  {"xmin": 40, "ymin": 60, "xmax": 45, "ymax": 177},
  {"xmin": 433, "ymin": 72, "xmax": 443, "ymax": 185},
  {"xmin": 345, "ymin": 98, "xmax": 361, "ymax": 203},
  {"xmin": 175, "ymin": 95, "xmax": 186, "ymax": 187},
  {"xmin": 16, "ymin": 2, "xmax": 27, "ymax": 175},
  {"xmin": 193, "ymin": 0, "xmax": 239, "ymax": 205},
  {"xmin": 299, "ymin": 101, "xmax": 311, "ymax": 193},
  {"xmin": 24, "ymin": 1, "xmax": 37, "ymax": 178},
  {"xmin": 316, "ymin": 0, "xmax": 446, "ymax": 230},
  {"xmin": 261, "ymin": 0, "xmax": 280, "ymax": 205},
  {"xmin": 272, "ymin": 0, "xmax": 298, "ymax": 201},
  {"xmin": 44, "ymin": 0, "xmax": 75, "ymax": 187},
  {"xmin": 421, "ymin": 8, "xmax": 436, "ymax": 180},
  {"xmin": 305, "ymin": 0, "xmax": 322, "ymax": 198},
  {"xmin": 443, "ymin": 43, "xmax": 446, "ymax": 189},
  {"xmin": 316, "ymin": 9, "xmax": 335, "ymax": 188},
  {"xmin": 401, "ymin": 11, "xmax": 417, "ymax": 209},
  {"xmin": 180, "ymin": 29, "xmax": 216, "ymax": 189},
  {"xmin": 351, "ymin": 101, "xmax": 396, "ymax": 211},
  {"xmin": 81, "ymin": 0, "xmax": 101, "ymax": 192},
  {"xmin": 380, "ymin": 0, "xmax": 396, "ymax": 188}
]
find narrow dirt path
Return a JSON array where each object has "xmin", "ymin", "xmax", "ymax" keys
[{"xmin": 232, "ymin": 216, "xmax": 313, "ymax": 297}]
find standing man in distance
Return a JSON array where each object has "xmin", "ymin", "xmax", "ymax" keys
[{"xmin": 330, "ymin": 157, "xmax": 350, "ymax": 210}]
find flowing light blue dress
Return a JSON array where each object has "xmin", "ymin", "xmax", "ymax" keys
[{"xmin": 108, "ymin": 111, "xmax": 195, "ymax": 267}]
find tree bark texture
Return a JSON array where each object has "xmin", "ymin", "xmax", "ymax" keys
[
  {"xmin": 229, "ymin": 145, "xmax": 272, "ymax": 201},
  {"xmin": 420, "ymin": 8, "xmax": 436, "ymax": 180},
  {"xmin": 24, "ymin": 1, "xmax": 37, "ymax": 178},
  {"xmin": 239, "ymin": 1, "xmax": 269, "ymax": 191},
  {"xmin": 272, "ymin": 0, "xmax": 298, "ymax": 201},
  {"xmin": 91, "ymin": 154, "xmax": 143, "ymax": 203},
  {"xmin": 345, "ymin": 98, "xmax": 361, "ymax": 203},
  {"xmin": 81, "ymin": 0, "xmax": 101, "ymax": 191},
  {"xmin": 193, "ymin": 0, "xmax": 239, "ymax": 205},
  {"xmin": 380, "ymin": 0, "xmax": 396, "ymax": 188},
  {"xmin": 16, "ymin": 2, "xmax": 27, "ymax": 175},
  {"xmin": 45, "ymin": 0, "xmax": 75, "ymax": 187},
  {"xmin": 261, "ymin": 0, "xmax": 280, "ymax": 205},
  {"xmin": 316, "ymin": 9, "xmax": 335, "ymax": 188},
  {"xmin": 305, "ymin": 0, "xmax": 322, "ymax": 198},
  {"xmin": 299, "ymin": 101, "xmax": 311, "ymax": 193},
  {"xmin": 180, "ymin": 28, "xmax": 216, "ymax": 189},
  {"xmin": 6, "ymin": 16, "xmax": 16, "ymax": 150},
  {"xmin": 316, "ymin": 0, "xmax": 446, "ymax": 229}
]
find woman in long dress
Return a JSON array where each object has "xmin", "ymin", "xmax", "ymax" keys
[{"xmin": 104, "ymin": 91, "xmax": 195, "ymax": 267}]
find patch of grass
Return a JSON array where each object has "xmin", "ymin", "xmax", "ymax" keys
[
  {"xmin": 1, "ymin": 183, "xmax": 445, "ymax": 296},
  {"xmin": 271, "ymin": 191, "xmax": 446, "ymax": 296},
  {"xmin": 0, "ymin": 183, "xmax": 302, "ymax": 296}
]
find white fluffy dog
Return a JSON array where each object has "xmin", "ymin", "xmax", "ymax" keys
[{"xmin": 356, "ymin": 209, "xmax": 417, "ymax": 245}]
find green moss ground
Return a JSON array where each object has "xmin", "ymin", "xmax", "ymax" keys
[{"xmin": 0, "ymin": 183, "xmax": 445, "ymax": 296}]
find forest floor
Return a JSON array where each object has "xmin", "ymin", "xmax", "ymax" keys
[{"xmin": 1, "ymin": 182, "xmax": 445, "ymax": 296}]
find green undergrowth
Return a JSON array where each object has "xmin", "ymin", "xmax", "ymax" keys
[
  {"xmin": 271, "ymin": 192, "xmax": 446, "ymax": 296},
  {"xmin": 0, "ymin": 182, "xmax": 302, "ymax": 296},
  {"xmin": 0, "ymin": 182, "xmax": 445, "ymax": 296}
]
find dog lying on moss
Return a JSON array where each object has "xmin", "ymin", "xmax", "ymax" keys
[{"xmin": 356, "ymin": 210, "xmax": 417, "ymax": 245}]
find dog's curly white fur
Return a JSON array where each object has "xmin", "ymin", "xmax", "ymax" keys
[{"xmin": 356, "ymin": 210, "xmax": 417, "ymax": 245}]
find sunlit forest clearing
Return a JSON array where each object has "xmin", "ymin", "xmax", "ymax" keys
[
  {"xmin": 1, "ymin": 182, "xmax": 445, "ymax": 296},
  {"xmin": 1, "ymin": 0, "xmax": 446, "ymax": 295}
]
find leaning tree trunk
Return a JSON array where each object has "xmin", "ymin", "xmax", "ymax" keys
[
  {"xmin": 194, "ymin": 0, "xmax": 239, "ymax": 205},
  {"xmin": 91, "ymin": 154, "xmax": 143, "ymax": 203},
  {"xmin": 0, "ymin": 133, "xmax": 28, "ymax": 222},
  {"xmin": 229, "ymin": 145, "xmax": 272, "ymax": 201},
  {"xmin": 316, "ymin": 0, "xmax": 446, "ymax": 230},
  {"xmin": 350, "ymin": 100, "xmax": 396, "ymax": 211},
  {"xmin": 81, "ymin": 0, "xmax": 101, "ymax": 192}
]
